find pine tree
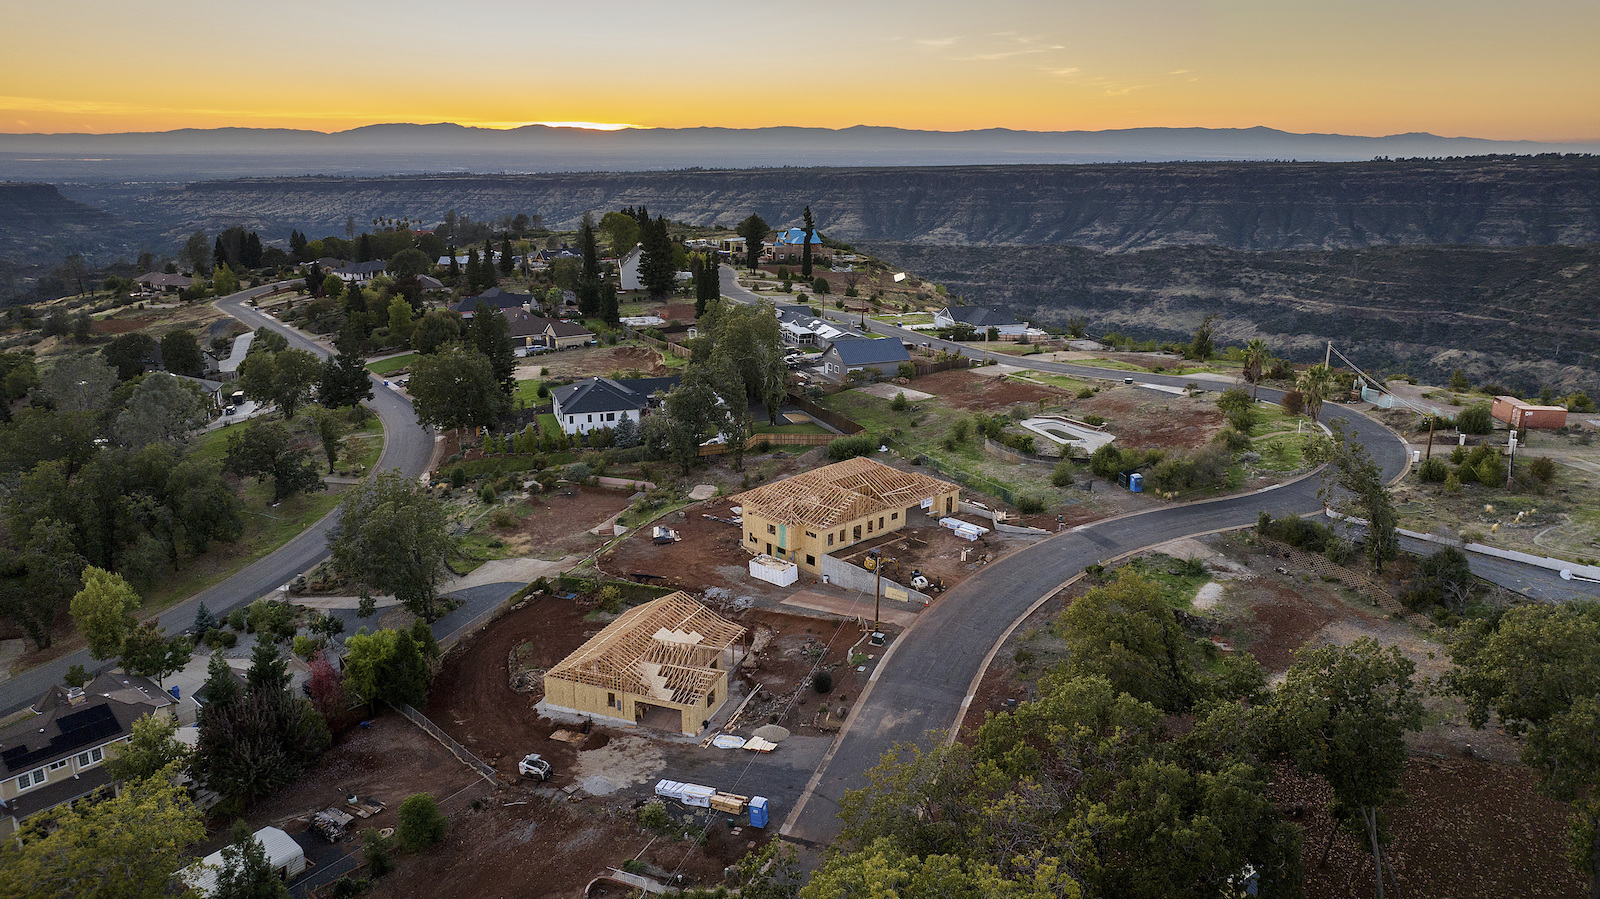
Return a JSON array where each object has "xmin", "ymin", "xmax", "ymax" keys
[
  {"xmin": 638, "ymin": 216, "xmax": 676, "ymax": 298},
  {"xmin": 801, "ymin": 205, "xmax": 815, "ymax": 279},
  {"xmin": 576, "ymin": 213, "xmax": 602, "ymax": 318},
  {"xmin": 499, "ymin": 238, "xmax": 515, "ymax": 274}
]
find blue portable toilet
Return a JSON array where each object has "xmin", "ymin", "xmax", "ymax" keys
[
  {"xmin": 1128, "ymin": 472, "xmax": 1143, "ymax": 493},
  {"xmin": 748, "ymin": 796, "xmax": 770, "ymax": 828},
  {"xmin": 170, "ymin": 686, "xmax": 180, "ymax": 700}
]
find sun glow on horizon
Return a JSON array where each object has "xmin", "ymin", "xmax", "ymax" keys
[{"xmin": 0, "ymin": 1, "xmax": 1595, "ymax": 141}]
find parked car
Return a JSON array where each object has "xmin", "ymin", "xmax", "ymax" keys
[{"xmin": 519, "ymin": 753, "xmax": 553, "ymax": 781}]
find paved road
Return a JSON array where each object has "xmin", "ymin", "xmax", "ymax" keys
[{"xmin": 0, "ymin": 283, "xmax": 436, "ymax": 716}]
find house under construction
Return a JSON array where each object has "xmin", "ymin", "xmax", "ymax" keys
[
  {"xmin": 542, "ymin": 592, "xmax": 746, "ymax": 736},
  {"xmin": 732, "ymin": 456, "xmax": 960, "ymax": 573}
]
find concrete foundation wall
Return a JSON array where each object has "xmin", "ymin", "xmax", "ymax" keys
[{"xmin": 818, "ymin": 554, "xmax": 932, "ymax": 605}]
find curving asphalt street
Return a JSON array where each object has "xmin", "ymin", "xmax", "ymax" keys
[
  {"xmin": 0, "ymin": 283, "xmax": 436, "ymax": 716},
  {"xmin": 715, "ymin": 265, "xmax": 1591, "ymax": 846}
]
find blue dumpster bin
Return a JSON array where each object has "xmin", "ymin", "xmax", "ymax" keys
[
  {"xmin": 1128, "ymin": 473, "xmax": 1143, "ymax": 493},
  {"xmin": 748, "ymin": 796, "xmax": 770, "ymax": 828}
]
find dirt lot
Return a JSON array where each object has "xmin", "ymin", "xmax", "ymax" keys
[
  {"xmin": 915, "ymin": 368, "xmax": 1067, "ymax": 411},
  {"xmin": 517, "ymin": 344, "xmax": 671, "ymax": 381},
  {"xmin": 480, "ymin": 485, "xmax": 636, "ymax": 561},
  {"xmin": 400, "ymin": 596, "xmax": 859, "ymax": 898},
  {"xmin": 203, "ymin": 714, "xmax": 489, "ymax": 880},
  {"xmin": 1074, "ymin": 385, "xmax": 1227, "ymax": 450},
  {"xmin": 1275, "ymin": 759, "xmax": 1588, "ymax": 899},
  {"xmin": 957, "ymin": 533, "xmax": 1584, "ymax": 898}
]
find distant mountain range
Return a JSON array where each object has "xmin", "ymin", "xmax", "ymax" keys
[{"xmin": 1, "ymin": 123, "xmax": 1595, "ymax": 182}]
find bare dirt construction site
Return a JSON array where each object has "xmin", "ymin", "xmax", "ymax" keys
[
  {"xmin": 404, "ymin": 595, "xmax": 860, "ymax": 897},
  {"xmin": 220, "ymin": 715, "xmax": 489, "ymax": 887},
  {"xmin": 516, "ymin": 344, "xmax": 672, "ymax": 381},
  {"xmin": 958, "ymin": 533, "xmax": 1588, "ymax": 898},
  {"xmin": 1072, "ymin": 385, "xmax": 1228, "ymax": 450},
  {"xmin": 914, "ymin": 367, "xmax": 1066, "ymax": 411}
]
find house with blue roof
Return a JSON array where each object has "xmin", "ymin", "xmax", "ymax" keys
[
  {"xmin": 767, "ymin": 227, "xmax": 830, "ymax": 263},
  {"xmin": 818, "ymin": 337, "xmax": 910, "ymax": 381}
]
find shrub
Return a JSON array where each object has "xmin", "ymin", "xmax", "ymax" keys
[
  {"xmin": 205, "ymin": 628, "xmax": 237, "ymax": 649},
  {"xmin": 396, "ymin": 794, "xmax": 448, "ymax": 852},
  {"xmin": 597, "ymin": 585, "xmax": 624, "ymax": 614},
  {"xmin": 811, "ymin": 277, "xmax": 831, "ymax": 294},
  {"xmin": 950, "ymin": 419, "xmax": 971, "ymax": 443},
  {"xmin": 226, "ymin": 609, "xmax": 247, "ymax": 631},
  {"xmin": 1418, "ymin": 457, "xmax": 1450, "ymax": 483},
  {"xmin": 489, "ymin": 506, "xmax": 519, "ymax": 530},
  {"xmin": 1527, "ymin": 455, "xmax": 1556, "ymax": 483},
  {"xmin": 565, "ymin": 462, "xmax": 592, "ymax": 482},
  {"xmin": 293, "ymin": 635, "xmax": 320, "ymax": 659},
  {"xmin": 361, "ymin": 828, "xmax": 395, "ymax": 877},
  {"xmin": 328, "ymin": 878, "xmax": 371, "ymax": 899},
  {"xmin": 812, "ymin": 669, "xmax": 834, "ymax": 694},
  {"xmin": 897, "ymin": 362, "xmax": 916, "ymax": 380},
  {"xmin": 1280, "ymin": 390, "xmax": 1305, "ymax": 415},
  {"xmin": 637, "ymin": 800, "xmax": 675, "ymax": 834},
  {"xmin": 1015, "ymin": 495, "xmax": 1047, "ymax": 515},
  {"xmin": 479, "ymin": 484, "xmax": 497, "ymax": 504},
  {"xmin": 889, "ymin": 392, "xmax": 910, "ymax": 411},
  {"xmin": 1455, "ymin": 403, "xmax": 1494, "ymax": 435},
  {"xmin": 1051, "ymin": 459, "xmax": 1076, "ymax": 488},
  {"xmin": 65, "ymin": 664, "xmax": 89, "ymax": 688},
  {"xmin": 1213, "ymin": 426, "xmax": 1251, "ymax": 453},
  {"xmin": 826, "ymin": 433, "xmax": 876, "ymax": 462},
  {"xmin": 448, "ymin": 467, "xmax": 466, "ymax": 488},
  {"xmin": 1076, "ymin": 387, "xmax": 1095, "ymax": 399},
  {"xmin": 1081, "ymin": 414, "xmax": 1106, "ymax": 427},
  {"xmin": 1475, "ymin": 455, "xmax": 1504, "ymax": 487}
]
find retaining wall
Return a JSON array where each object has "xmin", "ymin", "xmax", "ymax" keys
[{"xmin": 819, "ymin": 554, "xmax": 932, "ymax": 605}]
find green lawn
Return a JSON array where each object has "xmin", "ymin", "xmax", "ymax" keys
[
  {"xmin": 514, "ymin": 379, "xmax": 547, "ymax": 405},
  {"xmin": 538, "ymin": 412, "xmax": 561, "ymax": 434},
  {"xmin": 149, "ymin": 411, "xmax": 385, "ymax": 608},
  {"xmin": 366, "ymin": 352, "xmax": 417, "ymax": 375},
  {"xmin": 1021, "ymin": 373, "xmax": 1098, "ymax": 394},
  {"xmin": 1085, "ymin": 358, "xmax": 1155, "ymax": 372},
  {"xmin": 145, "ymin": 482, "xmax": 344, "ymax": 609}
]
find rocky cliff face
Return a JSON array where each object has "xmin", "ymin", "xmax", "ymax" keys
[
  {"xmin": 864, "ymin": 241, "xmax": 1600, "ymax": 392},
  {"xmin": 116, "ymin": 156, "xmax": 1600, "ymax": 252}
]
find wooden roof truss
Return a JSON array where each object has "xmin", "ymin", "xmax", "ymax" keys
[
  {"xmin": 547, "ymin": 593, "xmax": 744, "ymax": 707},
  {"xmin": 734, "ymin": 457, "xmax": 956, "ymax": 530}
]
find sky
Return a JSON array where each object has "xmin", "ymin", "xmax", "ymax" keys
[{"xmin": 2, "ymin": 0, "xmax": 1596, "ymax": 140}]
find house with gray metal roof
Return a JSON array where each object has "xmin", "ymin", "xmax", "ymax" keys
[
  {"xmin": 818, "ymin": 337, "xmax": 910, "ymax": 381},
  {"xmin": 933, "ymin": 306, "xmax": 1027, "ymax": 336}
]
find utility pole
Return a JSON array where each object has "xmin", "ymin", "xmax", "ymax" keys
[
  {"xmin": 867, "ymin": 548, "xmax": 884, "ymax": 634},
  {"xmin": 1325, "ymin": 340, "xmax": 1332, "ymax": 369},
  {"xmin": 1424, "ymin": 414, "xmax": 1436, "ymax": 461}
]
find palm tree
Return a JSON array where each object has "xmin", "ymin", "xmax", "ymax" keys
[
  {"xmin": 1297, "ymin": 363, "xmax": 1336, "ymax": 423},
  {"xmin": 1242, "ymin": 338, "xmax": 1269, "ymax": 399}
]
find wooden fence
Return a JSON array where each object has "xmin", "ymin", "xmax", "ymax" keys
[
  {"xmin": 698, "ymin": 432, "xmax": 841, "ymax": 456},
  {"xmin": 785, "ymin": 393, "xmax": 865, "ymax": 434},
  {"xmin": 624, "ymin": 327, "xmax": 693, "ymax": 359}
]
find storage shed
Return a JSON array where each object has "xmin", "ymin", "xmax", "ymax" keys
[{"xmin": 181, "ymin": 827, "xmax": 305, "ymax": 896}]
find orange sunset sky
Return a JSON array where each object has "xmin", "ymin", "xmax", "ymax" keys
[{"xmin": 2, "ymin": 0, "xmax": 1596, "ymax": 140}]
